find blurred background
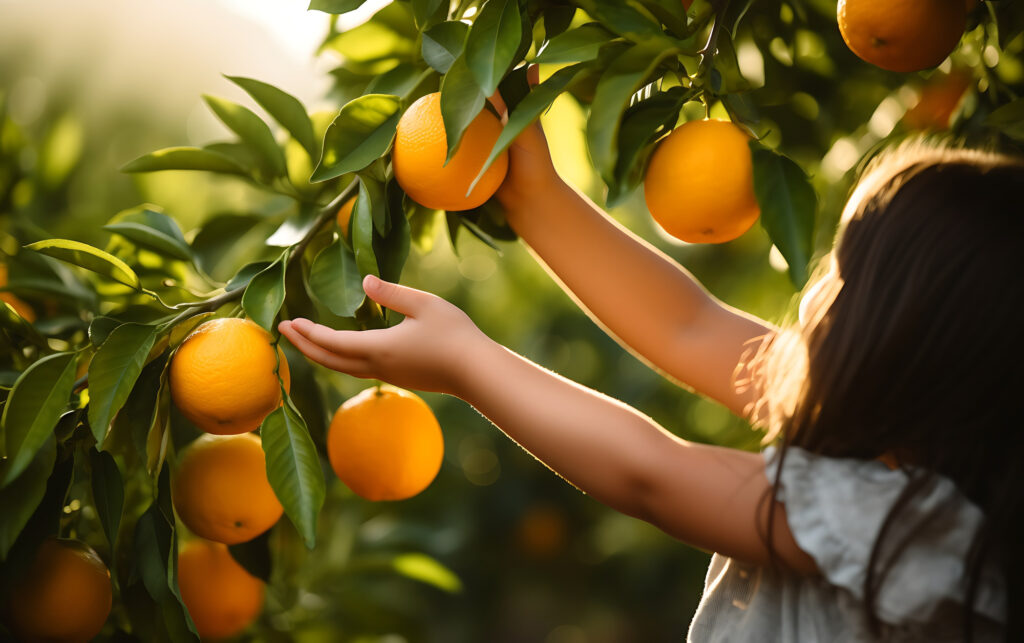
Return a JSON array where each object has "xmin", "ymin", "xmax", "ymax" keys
[{"xmin": 3, "ymin": 0, "xmax": 1020, "ymax": 640}]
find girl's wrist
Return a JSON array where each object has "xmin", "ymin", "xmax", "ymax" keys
[{"xmin": 447, "ymin": 330, "xmax": 503, "ymax": 402}]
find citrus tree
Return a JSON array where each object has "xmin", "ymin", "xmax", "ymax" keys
[{"xmin": 1, "ymin": 0, "xmax": 1022, "ymax": 640}]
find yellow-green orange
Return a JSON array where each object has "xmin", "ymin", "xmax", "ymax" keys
[
  {"xmin": 327, "ymin": 386, "xmax": 444, "ymax": 501},
  {"xmin": 172, "ymin": 433, "xmax": 284, "ymax": 544},
  {"xmin": 643, "ymin": 119, "xmax": 760, "ymax": 244},
  {"xmin": 392, "ymin": 92, "xmax": 508, "ymax": 212},
  {"xmin": 170, "ymin": 317, "xmax": 290, "ymax": 435},
  {"xmin": 7, "ymin": 538, "xmax": 112, "ymax": 643},
  {"xmin": 178, "ymin": 539, "xmax": 265, "ymax": 640}
]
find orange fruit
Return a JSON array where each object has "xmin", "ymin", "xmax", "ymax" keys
[
  {"xmin": 170, "ymin": 317, "xmax": 291, "ymax": 435},
  {"xmin": 7, "ymin": 538, "xmax": 112, "ymax": 643},
  {"xmin": 327, "ymin": 386, "xmax": 444, "ymax": 501},
  {"xmin": 336, "ymin": 197, "xmax": 355, "ymax": 237},
  {"xmin": 172, "ymin": 433, "xmax": 284, "ymax": 544},
  {"xmin": 903, "ymin": 70, "xmax": 972, "ymax": 130},
  {"xmin": 0, "ymin": 263, "xmax": 36, "ymax": 322},
  {"xmin": 392, "ymin": 92, "xmax": 509, "ymax": 212},
  {"xmin": 838, "ymin": 0, "xmax": 965, "ymax": 72},
  {"xmin": 177, "ymin": 539, "xmax": 265, "ymax": 640},
  {"xmin": 643, "ymin": 119, "xmax": 760, "ymax": 244}
]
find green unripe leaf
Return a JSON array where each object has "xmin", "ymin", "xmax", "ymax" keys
[
  {"xmin": 260, "ymin": 401, "xmax": 325, "ymax": 549},
  {"xmin": 311, "ymin": 95, "xmax": 402, "ymax": 183},
  {"xmin": 242, "ymin": 259, "xmax": 287, "ymax": 332},
  {"xmin": 465, "ymin": 0, "xmax": 522, "ymax": 96},
  {"xmin": 25, "ymin": 239, "xmax": 140, "ymax": 289},
  {"xmin": 88, "ymin": 323, "xmax": 160, "ymax": 445}
]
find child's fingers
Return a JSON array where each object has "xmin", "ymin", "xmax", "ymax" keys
[
  {"xmin": 279, "ymin": 322, "xmax": 370, "ymax": 376},
  {"xmin": 362, "ymin": 275, "xmax": 431, "ymax": 317},
  {"xmin": 286, "ymin": 318, "xmax": 370, "ymax": 358}
]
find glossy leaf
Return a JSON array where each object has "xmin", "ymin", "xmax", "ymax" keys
[
  {"xmin": 203, "ymin": 95, "xmax": 288, "ymax": 179},
  {"xmin": 261, "ymin": 402, "xmax": 325, "ymax": 549},
  {"xmin": 311, "ymin": 94, "xmax": 402, "ymax": 183},
  {"xmin": 751, "ymin": 143, "xmax": 817, "ymax": 288},
  {"xmin": 309, "ymin": 0, "xmax": 367, "ymax": 14},
  {"xmin": 352, "ymin": 178, "xmax": 381, "ymax": 278},
  {"xmin": 242, "ymin": 259, "xmax": 287, "ymax": 332},
  {"xmin": 266, "ymin": 204, "xmax": 321, "ymax": 247},
  {"xmin": 392, "ymin": 553, "xmax": 463, "ymax": 593},
  {"xmin": 0, "ymin": 436, "xmax": 54, "ymax": 559},
  {"xmin": 308, "ymin": 239, "xmax": 365, "ymax": 317},
  {"xmin": 103, "ymin": 207, "xmax": 193, "ymax": 262},
  {"xmin": 422, "ymin": 21, "xmax": 469, "ymax": 74},
  {"xmin": 587, "ymin": 42, "xmax": 677, "ymax": 183},
  {"xmin": 0, "ymin": 353, "xmax": 76, "ymax": 487},
  {"xmin": 412, "ymin": 0, "xmax": 447, "ymax": 28},
  {"xmin": 533, "ymin": 23, "xmax": 615, "ymax": 64},
  {"xmin": 374, "ymin": 191, "xmax": 411, "ymax": 284},
  {"xmin": 25, "ymin": 239, "xmax": 140, "ymax": 289},
  {"xmin": 120, "ymin": 146, "xmax": 248, "ymax": 175},
  {"xmin": 439, "ymin": 55, "xmax": 487, "ymax": 163},
  {"xmin": 469, "ymin": 62, "xmax": 589, "ymax": 194},
  {"xmin": 89, "ymin": 316, "xmax": 121, "ymax": 347},
  {"xmin": 226, "ymin": 76, "xmax": 318, "ymax": 159},
  {"xmin": 465, "ymin": 0, "xmax": 522, "ymax": 96},
  {"xmin": 227, "ymin": 261, "xmax": 273, "ymax": 292},
  {"xmin": 90, "ymin": 448, "xmax": 124, "ymax": 548},
  {"xmin": 88, "ymin": 323, "xmax": 159, "ymax": 444}
]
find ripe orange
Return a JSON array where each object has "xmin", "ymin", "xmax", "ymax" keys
[
  {"xmin": 838, "ymin": 0, "xmax": 965, "ymax": 73},
  {"xmin": 327, "ymin": 386, "xmax": 444, "ymax": 501},
  {"xmin": 172, "ymin": 433, "xmax": 284, "ymax": 544},
  {"xmin": 170, "ymin": 317, "xmax": 291, "ymax": 435},
  {"xmin": 336, "ymin": 197, "xmax": 355, "ymax": 237},
  {"xmin": 0, "ymin": 263, "xmax": 36, "ymax": 322},
  {"xmin": 903, "ymin": 70, "xmax": 972, "ymax": 130},
  {"xmin": 7, "ymin": 538, "xmax": 112, "ymax": 643},
  {"xmin": 643, "ymin": 119, "xmax": 760, "ymax": 244},
  {"xmin": 177, "ymin": 539, "xmax": 265, "ymax": 640},
  {"xmin": 392, "ymin": 92, "xmax": 509, "ymax": 212}
]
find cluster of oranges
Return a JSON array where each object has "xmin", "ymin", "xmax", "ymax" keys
[{"xmin": 167, "ymin": 317, "xmax": 443, "ymax": 639}]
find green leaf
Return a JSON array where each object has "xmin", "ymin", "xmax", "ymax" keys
[
  {"xmin": 103, "ymin": 207, "xmax": 193, "ymax": 263},
  {"xmin": 120, "ymin": 147, "xmax": 248, "ymax": 175},
  {"xmin": 0, "ymin": 353, "xmax": 76, "ymax": 487},
  {"xmin": 242, "ymin": 259, "xmax": 287, "ymax": 332},
  {"xmin": 226, "ymin": 76, "xmax": 318, "ymax": 160},
  {"xmin": 308, "ymin": 239, "xmax": 365, "ymax": 317},
  {"xmin": 266, "ymin": 204, "xmax": 321, "ymax": 247},
  {"xmin": 422, "ymin": 21, "xmax": 469, "ymax": 74},
  {"xmin": 576, "ymin": 0, "xmax": 683, "ymax": 48},
  {"xmin": 533, "ymin": 23, "xmax": 615, "ymax": 64},
  {"xmin": 374, "ymin": 186, "xmax": 411, "ymax": 284},
  {"xmin": 88, "ymin": 323, "xmax": 159, "ymax": 445},
  {"xmin": 260, "ymin": 402, "xmax": 325, "ymax": 549},
  {"xmin": 0, "ymin": 435, "xmax": 54, "ymax": 559},
  {"xmin": 750, "ymin": 143, "xmax": 817, "ymax": 288},
  {"xmin": 309, "ymin": 0, "xmax": 367, "ymax": 14},
  {"xmin": 352, "ymin": 178, "xmax": 381, "ymax": 278},
  {"xmin": 465, "ymin": 0, "xmax": 522, "ymax": 96},
  {"xmin": 469, "ymin": 62, "xmax": 589, "ymax": 194},
  {"xmin": 311, "ymin": 94, "xmax": 402, "ymax": 183},
  {"xmin": 986, "ymin": 98, "xmax": 1024, "ymax": 141},
  {"xmin": 587, "ymin": 42, "xmax": 677, "ymax": 183},
  {"xmin": 203, "ymin": 95, "xmax": 287, "ymax": 179},
  {"xmin": 608, "ymin": 86, "xmax": 690, "ymax": 206},
  {"xmin": 440, "ymin": 56, "xmax": 487, "ymax": 163},
  {"xmin": 392, "ymin": 552, "xmax": 463, "ymax": 593},
  {"xmin": 25, "ymin": 239, "xmax": 140, "ymax": 289},
  {"xmin": 90, "ymin": 448, "xmax": 124, "ymax": 548},
  {"xmin": 89, "ymin": 316, "xmax": 121, "ymax": 347},
  {"xmin": 227, "ymin": 261, "xmax": 274, "ymax": 292},
  {"xmin": 412, "ymin": 0, "xmax": 449, "ymax": 29},
  {"xmin": 712, "ymin": 28, "xmax": 752, "ymax": 93},
  {"xmin": 365, "ymin": 63, "xmax": 429, "ymax": 99},
  {"xmin": 134, "ymin": 502, "xmax": 172, "ymax": 602}
]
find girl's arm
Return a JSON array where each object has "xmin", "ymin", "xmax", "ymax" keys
[
  {"xmin": 493, "ymin": 77, "xmax": 772, "ymax": 418},
  {"xmin": 278, "ymin": 276, "xmax": 816, "ymax": 574}
]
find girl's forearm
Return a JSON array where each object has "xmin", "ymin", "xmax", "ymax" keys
[
  {"xmin": 451, "ymin": 336, "xmax": 817, "ymax": 573},
  {"xmin": 505, "ymin": 179, "xmax": 772, "ymax": 417}
]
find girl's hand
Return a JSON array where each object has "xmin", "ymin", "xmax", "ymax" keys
[
  {"xmin": 278, "ymin": 275, "xmax": 489, "ymax": 395},
  {"xmin": 488, "ymin": 65, "xmax": 563, "ymax": 217}
]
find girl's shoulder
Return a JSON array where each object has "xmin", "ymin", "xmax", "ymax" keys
[{"xmin": 763, "ymin": 445, "xmax": 1005, "ymax": 627}]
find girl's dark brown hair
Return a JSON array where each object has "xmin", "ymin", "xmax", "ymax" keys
[{"xmin": 753, "ymin": 142, "xmax": 1023, "ymax": 640}]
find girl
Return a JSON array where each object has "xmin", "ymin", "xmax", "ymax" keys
[{"xmin": 279, "ymin": 88, "xmax": 1017, "ymax": 640}]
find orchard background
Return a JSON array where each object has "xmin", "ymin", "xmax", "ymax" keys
[{"xmin": 1, "ymin": 0, "xmax": 1022, "ymax": 641}]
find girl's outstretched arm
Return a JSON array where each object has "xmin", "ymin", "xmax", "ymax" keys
[
  {"xmin": 279, "ymin": 276, "xmax": 815, "ymax": 575},
  {"xmin": 493, "ymin": 73, "xmax": 772, "ymax": 419}
]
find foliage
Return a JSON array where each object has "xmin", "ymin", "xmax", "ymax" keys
[{"xmin": 0, "ymin": 0, "xmax": 1022, "ymax": 640}]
